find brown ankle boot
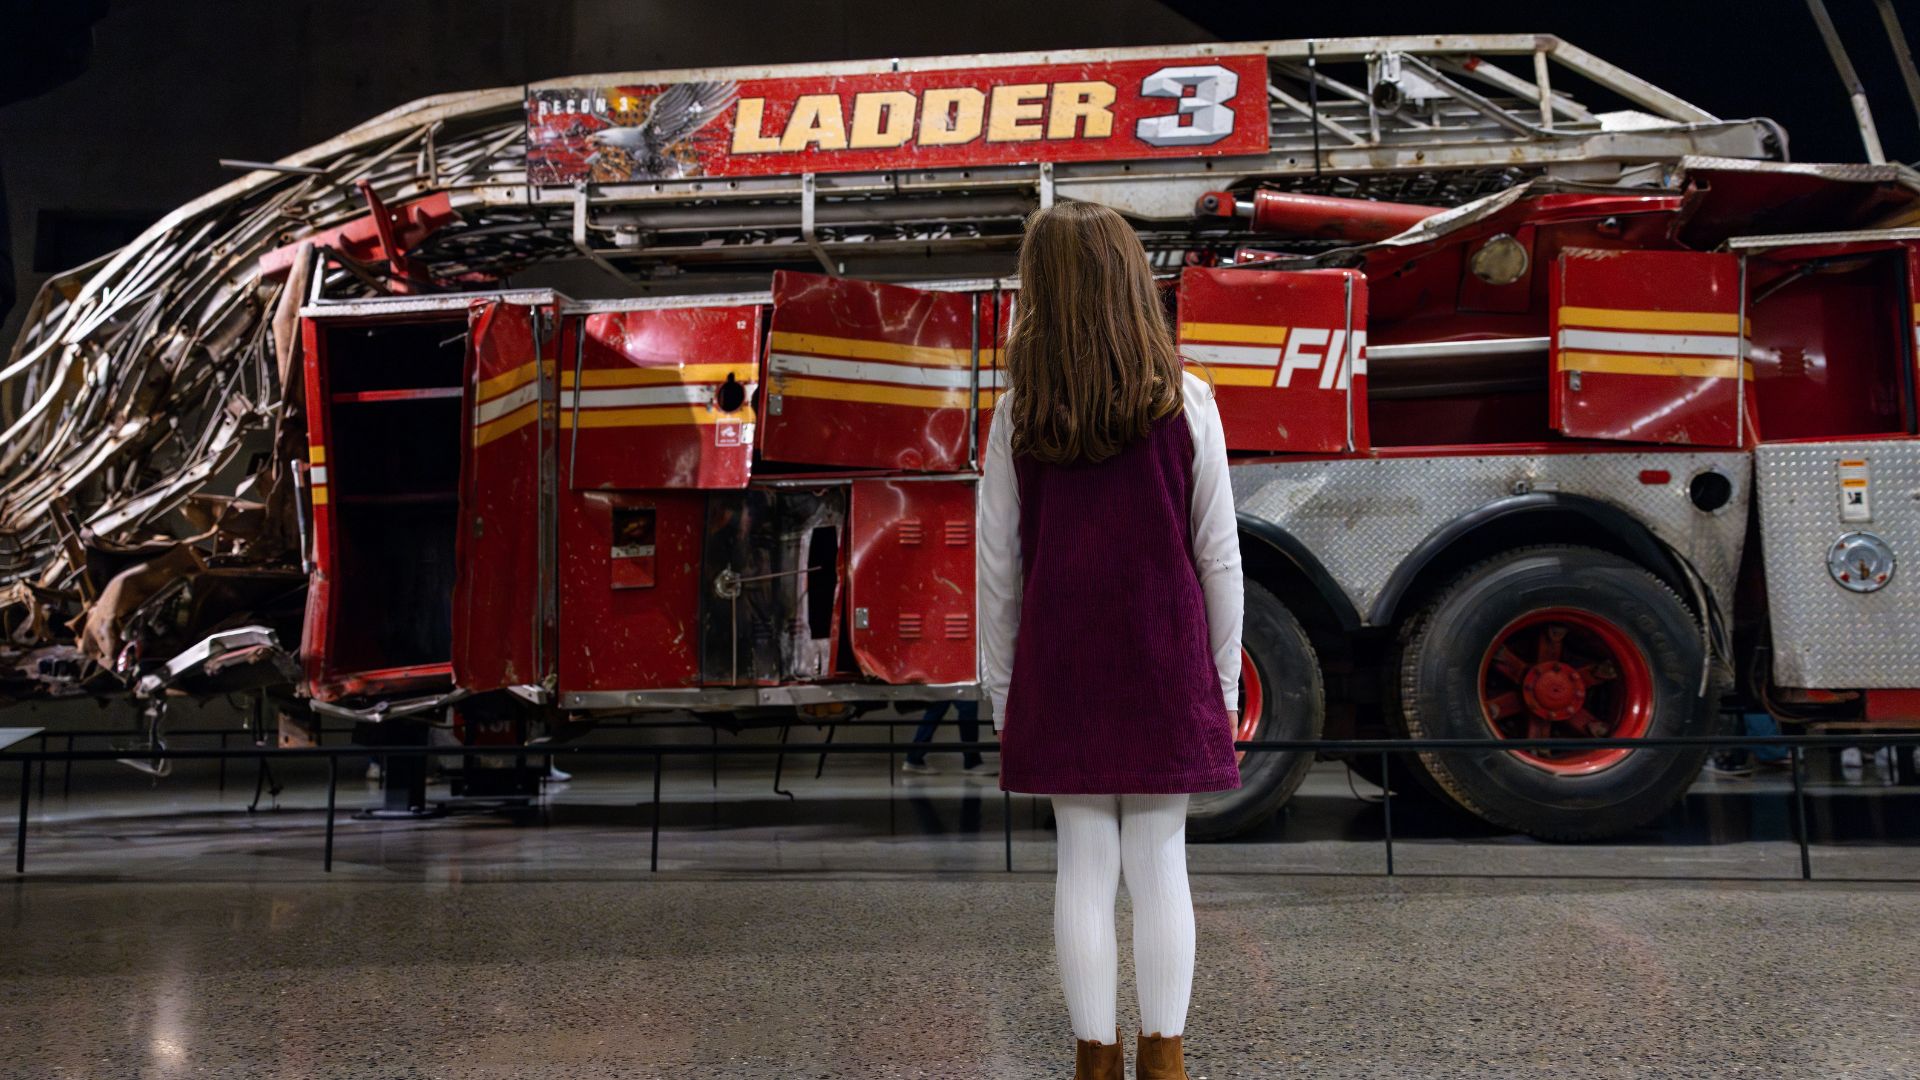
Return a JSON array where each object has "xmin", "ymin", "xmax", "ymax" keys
[
  {"xmin": 1135, "ymin": 1031, "xmax": 1187, "ymax": 1080},
  {"xmin": 1073, "ymin": 1037, "xmax": 1124, "ymax": 1079}
]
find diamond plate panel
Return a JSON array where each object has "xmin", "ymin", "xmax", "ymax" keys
[
  {"xmin": 1756, "ymin": 440, "xmax": 1920, "ymax": 687},
  {"xmin": 1230, "ymin": 450, "xmax": 1751, "ymax": 625}
]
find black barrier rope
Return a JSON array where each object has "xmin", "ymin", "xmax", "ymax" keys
[{"xmin": 6, "ymin": 733, "xmax": 1919, "ymax": 879}]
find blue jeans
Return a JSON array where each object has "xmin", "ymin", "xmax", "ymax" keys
[
  {"xmin": 906, "ymin": 700, "xmax": 982, "ymax": 768},
  {"xmin": 1743, "ymin": 711, "xmax": 1788, "ymax": 764}
]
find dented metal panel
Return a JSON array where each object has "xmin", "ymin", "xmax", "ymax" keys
[
  {"xmin": 561, "ymin": 305, "xmax": 762, "ymax": 489},
  {"xmin": 1176, "ymin": 267, "xmax": 1369, "ymax": 452},
  {"xmin": 557, "ymin": 489, "xmax": 706, "ymax": 694},
  {"xmin": 761, "ymin": 271, "xmax": 977, "ymax": 472},
  {"xmin": 453, "ymin": 300, "xmax": 554, "ymax": 691},
  {"xmin": 846, "ymin": 478, "xmax": 976, "ymax": 685},
  {"xmin": 1549, "ymin": 248, "xmax": 1754, "ymax": 447}
]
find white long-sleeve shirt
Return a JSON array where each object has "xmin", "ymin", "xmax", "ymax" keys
[{"xmin": 977, "ymin": 370, "xmax": 1245, "ymax": 731}]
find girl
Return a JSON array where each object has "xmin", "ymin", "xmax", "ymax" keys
[{"xmin": 978, "ymin": 202, "xmax": 1244, "ymax": 1080}]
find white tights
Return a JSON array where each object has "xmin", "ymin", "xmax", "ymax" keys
[{"xmin": 1051, "ymin": 793, "xmax": 1194, "ymax": 1043}]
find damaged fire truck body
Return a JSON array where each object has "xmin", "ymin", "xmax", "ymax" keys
[{"xmin": 6, "ymin": 36, "xmax": 1920, "ymax": 838}]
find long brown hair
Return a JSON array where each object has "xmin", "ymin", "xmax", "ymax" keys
[{"xmin": 1002, "ymin": 201, "xmax": 1186, "ymax": 465}]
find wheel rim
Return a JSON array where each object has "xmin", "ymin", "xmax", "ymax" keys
[
  {"xmin": 1476, "ymin": 606, "xmax": 1654, "ymax": 776},
  {"xmin": 1234, "ymin": 645, "xmax": 1264, "ymax": 765}
]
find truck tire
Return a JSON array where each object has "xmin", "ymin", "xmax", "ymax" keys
[
  {"xmin": 1396, "ymin": 545, "xmax": 1717, "ymax": 841},
  {"xmin": 1188, "ymin": 581, "xmax": 1324, "ymax": 840}
]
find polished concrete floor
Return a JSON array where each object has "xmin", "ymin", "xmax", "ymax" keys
[{"xmin": 2, "ymin": 743, "xmax": 1919, "ymax": 1077}]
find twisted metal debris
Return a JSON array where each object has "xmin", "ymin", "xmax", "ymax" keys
[{"xmin": 0, "ymin": 87, "xmax": 541, "ymax": 698}]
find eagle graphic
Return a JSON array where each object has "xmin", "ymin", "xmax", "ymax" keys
[{"xmin": 588, "ymin": 81, "xmax": 740, "ymax": 181}]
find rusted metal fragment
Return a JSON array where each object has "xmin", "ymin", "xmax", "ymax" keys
[{"xmin": 71, "ymin": 544, "xmax": 207, "ymax": 667}]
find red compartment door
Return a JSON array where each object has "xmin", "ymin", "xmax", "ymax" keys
[
  {"xmin": 1175, "ymin": 267, "xmax": 1369, "ymax": 452},
  {"xmin": 762, "ymin": 271, "xmax": 976, "ymax": 471},
  {"xmin": 1910, "ymin": 244, "xmax": 1920, "ymax": 416},
  {"xmin": 562, "ymin": 305, "xmax": 762, "ymax": 489},
  {"xmin": 297, "ymin": 317, "xmax": 340, "ymax": 694},
  {"xmin": 847, "ymin": 478, "xmax": 976, "ymax": 685},
  {"xmin": 453, "ymin": 299, "xmax": 554, "ymax": 690},
  {"xmin": 555, "ymin": 489, "xmax": 706, "ymax": 694},
  {"xmin": 1550, "ymin": 249, "xmax": 1752, "ymax": 446}
]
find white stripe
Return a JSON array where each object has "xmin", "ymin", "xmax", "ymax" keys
[
  {"xmin": 1558, "ymin": 329, "xmax": 1740, "ymax": 356},
  {"xmin": 561, "ymin": 385, "xmax": 726, "ymax": 409},
  {"xmin": 769, "ymin": 352, "xmax": 974, "ymax": 389},
  {"xmin": 475, "ymin": 381, "xmax": 538, "ymax": 424},
  {"xmin": 307, "ymin": 465, "xmax": 328, "ymax": 485},
  {"xmin": 1179, "ymin": 343, "xmax": 1278, "ymax": 368}
]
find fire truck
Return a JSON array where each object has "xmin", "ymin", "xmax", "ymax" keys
[{"xmin": 5, "ymin": 35, "xmax": 1920, "ymax": 839}]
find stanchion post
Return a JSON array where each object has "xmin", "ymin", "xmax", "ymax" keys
[
  {"xmin": 37, "ymin": 734, "xmax": 46, "ymax": 802},
  {"xmin": 813, "ymin": 723, "xmax": 836, "ymax": 780},
  {"xmin": 1003, "ymin": 788, "xmax": 1013, "ymax": 872},
  {"xmin": 1380, "ymin": 749, "xmax": 1395, "ymax": 877},
  {"xmin": 650, "ymin": 751, "xmax": 663, "ymax": 873},
  {"xmin": 324, "ymin": 754, "xmax": 338, "ymax": 873},
  {"xmin": 217, "ymin": 731, "xmax": 228, "ymax": 795},
  {"xmin": 15, "ymin": 757, "xmax": 28, "ymax": 874},
  {"xmin": 772, "ymin": 724, "xmax": 793, "ymax": 800},
  {"xmin": 63, "ymin": 734, "xmax": 74, "ymax": 799},
  {"xmin": 1791, "ymin": 744, "xmax": 1812, "ymax": 881}
]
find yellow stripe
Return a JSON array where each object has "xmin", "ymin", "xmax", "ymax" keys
[
  {"xmin": 1841, "ymin": 478, "xmax": 1869, "ymax": 488},
  {"xmin": 562, "ymin": 406, "xmax": 757, "ymax": 429},
  {"xmin": 1185, "ymin": 362, "xmax": 1274, "ymax": 387},
  {"xmin": 1840, "ymin": 459, "xmax": 1868, "ymax": 467},
  {"xmin": 476, "ymin": 360, "xmax": 552, "ymax": 402},
  {"xmin": 561, "ymin": 364, "xmax": 746, "ymax": 388},
  {"xmin": 309, "ymin": 445, "xmax": 326, "ymax": 464},
  {"xmin": 1561, "ymin": 351, "xmax": 1756, "ymax": 379},
  {"xmin": 1559, "ymin": 306, "xmax": 1741, "ymax": 334},
  {"xmin": 1180, "ymin": 321, "xmax": 1290, "ymax": 346},
  {"xmin": 770, "ymin": 331, "xmax": 971, "ymax": 368},
  {"xmin": 979, "ymin": 389, "xmax": 1003, "ymax": 408},
  {"xmin": 473, "ymin": 402, "xmax": 537, "ymax": 446},
  {"xmin": 777, "ymin": 376, "xmax": 969, "ymax": 409},
  {"xmin": 309, "ymin": 486, "xmax": 329, "ymax": 506}
]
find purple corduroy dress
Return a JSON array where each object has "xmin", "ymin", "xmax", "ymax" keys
[{"xmin": 997, "ymin": 406, "xmax": 1242, "ymax": 796}]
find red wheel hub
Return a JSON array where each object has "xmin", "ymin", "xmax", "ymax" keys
[
  {"xmin": 1522, "ymin": 661, "xmax": 1584, "ymax": 719},
  {"xmin": 1478, "ymin": 607, "xmax": 1653, "ymax": 775},
  {"xmin": 1234, "ymin": 646, "xmax": 1263, "ymax": 764}
]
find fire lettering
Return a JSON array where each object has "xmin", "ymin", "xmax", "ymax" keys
[
  {"xmin": 1278, "ymin": 328, "xmax": 1330, "ymax": 388},
  {"xmin": 1275, "ymin": 329, "xmax": 1367, "ymax": 389}
]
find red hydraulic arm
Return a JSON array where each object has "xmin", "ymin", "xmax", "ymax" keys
[{"xmin": 1198, "ymin": 189, "xmax": 1442, "ymax": 243}]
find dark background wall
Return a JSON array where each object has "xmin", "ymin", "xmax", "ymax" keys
[{"xmin": 2, "ymin": 0, "xmax": 1917, "ymax": 346}]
